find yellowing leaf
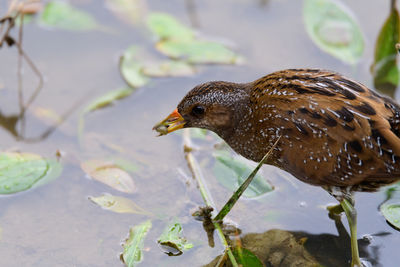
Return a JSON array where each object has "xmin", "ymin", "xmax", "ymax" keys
[
  {"xmin": 89, "ymin": 194, "xmax": 150, "ymax": 215},
  {"xmin": 81, "ymin": 159, "xmax": 135, "ymax": 193},
  {"xmin": 106, "ymin": 0, "xmax": 147, "ymax": 25},
  {"xmin": 156, "ymin": 39, "xmax": 240, "ymax": 64},
  {"xmin": 142, "ymin": 61, "xmax": 195, "ymax": 77}
]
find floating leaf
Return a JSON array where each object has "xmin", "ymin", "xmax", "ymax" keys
[
  {"xmin": 156, "ymin": 39, "xmax": 239, "ymax": 64},
  {"xmin": 303, "ymin": 0, "xmax": 364, "ymax": 64},
  {"xmin": 0, "ymin": 152, "xmax": 62, "ymax": 194},
  {"xmin": 233, "ymin": 247, "xmax": 263, "ymax": 267},
  {"xmin": 40, "ymin": 1, "xmax": 99, "ymax": 31},
  {"xmin": 83, "ymin": 87, "xmax": 135, "ymax": 113},
  {"xmin": 157, "ymin": 222, "xmax": 193, "ymax": 256},
  {"xmin": 213, "ymin": 152, "xmax": 273, "ymax": 198},
  {"xmin": 106, "ymin": 0, "xmax": 147, "ymax": 25},
  {"xmin": 81, "ymin": 159, "xmax": 135, "ymax": 193},
  {"xmin": 142, "ymin": 61, "xmax": 195, "ymax": 77},
  {"xmin": 89, "ymin": 194, "xmax": 150, "ymax": 215},
  {"xmin": 381, "ymin": 203, "xmax": 400, "ymax": 230},
  {"xmin": 78, "ymin": 87, "xmax": 135, "ymax": 140},
  {"xmin": 372, "ymin": 4, "xmax": 400, "ymax": 95},
  {"xmin": 121, "ymin": 220, "xmax": 152, "ymax": 267},
  {"xmin": 147, "ymin": 12, "xmax": 194, "ymax": 41},
  {"xmin": 120, "ymin": 46, "xmax": 149, "ymax": 88}
]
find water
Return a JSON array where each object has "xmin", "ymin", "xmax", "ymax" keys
[{"xmin": 0, "ymin": 0, "xmax": 398, "ymax": 266}]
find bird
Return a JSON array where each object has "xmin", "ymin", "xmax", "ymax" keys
[{"xmin": 153, "ymin": 69, "xmax": 400, "ymax": 267}]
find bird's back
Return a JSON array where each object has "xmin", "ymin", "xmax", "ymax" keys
[{"xmin": 242, "ymin": 69, "xmax": 400, "ymax": 191}]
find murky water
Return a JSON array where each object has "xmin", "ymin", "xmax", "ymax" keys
[{"xmin": 0, "ymin": 0, "xmax": 399, "ymax": 266}]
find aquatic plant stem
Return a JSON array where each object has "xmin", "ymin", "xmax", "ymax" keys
[
  {"xmin": 182, "ymin": 129, "xmax": 238, "ymax": 267},
  {"xmin": 214, "ymin": 136, "xmax": 280, "ymax": 222}
]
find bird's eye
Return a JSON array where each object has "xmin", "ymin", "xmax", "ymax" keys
[{"xmin": 191, "ymin": 105, "xmax": 205, "ymax": 116}]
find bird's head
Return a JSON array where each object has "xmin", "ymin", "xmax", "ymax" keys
[{"xmin": 153, "ymin": 81, "xmax": 249, "ymax": 136}]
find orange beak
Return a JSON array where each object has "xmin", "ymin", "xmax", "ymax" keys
[{"xmin": 153, "ymin": 108, "xmax": 186, "ymax": 136}]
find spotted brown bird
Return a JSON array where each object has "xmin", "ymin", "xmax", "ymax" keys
[{"xmin": 153, "ymin": 69, "xmax": 400, "ymax": 267}]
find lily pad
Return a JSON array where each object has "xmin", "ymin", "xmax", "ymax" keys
[
  {"xmin": 89, "ymin": 194, "xmax": 150, "ymax": 215},
  {"xmin": 81, "ymin": 159, "xmax": 135, "ymax": 193},
  {"xmin": 381, "ymin": 203, "xmax": 400, "ymax": 230},
  {"xmin": 156, "ymin": 39, "xmax": 240, "ymax": 64},
  {"xmin": 121, "ymin": 220, "xmax": 152, "ymax": 267},
  {"xmin": 157, "ymin": 222, "xmax": 193, "ymax": 256},
  {"xmin": 303, "ymin": 0, "xmax": 364, "ymax": 64},
  {"xmin": 142, "ymin": 60, "xmax": 195, "ymax": 77},
  {"xmin": 0, "ymin": 152, "xmax": 62, "ymax": 194},
  {"xmin": 213, "ymin": 152, "xmax": 273, "ymax": 198},
  {"xmin": 120, "ymin": 46, "xmax": 149, "ymax": 88},
  {"xmin": 40, "ymin": 1, "xmax": 99, "ymax": 31},
  {"xmin": 147, "ymin": 12, "xmax": 194, "ymax": 41}
]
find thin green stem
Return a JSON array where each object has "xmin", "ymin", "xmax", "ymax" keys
[{"xmin": 183, "ymin": 129, "xmax": 238, "ymax": 267}]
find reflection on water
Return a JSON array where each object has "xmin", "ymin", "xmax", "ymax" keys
[{"xmin": 0, "ymin": 0, "xmax": 399, "ymax": 266}]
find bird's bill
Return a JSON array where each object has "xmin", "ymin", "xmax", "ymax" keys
[{"xmin": 153, "ymin": 108, "xmax": 186, "ymax": 136}]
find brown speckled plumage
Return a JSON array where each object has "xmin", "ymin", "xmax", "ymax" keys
[
  {"xmin": 153, "ymin": 68, "xmax": 398, "ymax": 266},
  {"xmin": 174, "ymin": 69, "xmax": 400, "ymax": 196}
]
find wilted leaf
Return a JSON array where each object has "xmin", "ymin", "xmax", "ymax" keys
[
  {"xmin": 303, "ymin": 0, "xmax": 364, "ymax": 64},
  {"xmin": 381, "ymin": 203, "xmax": 400, "ymax": 230},
  {"xmin": 81, "ymin": 159, "xmax": 135, "ymax": 193},
  {"xmin": 233, "ymin": 247, "xmax": 264, "ymax": 267},
  {"xmin": 142, "ymin": 60, "xmax": 195, "ymax": 77},
  {"xmin": 213, "ymin": 152, "xmax": 273, "ymax": 198},
  {"xmin": 120, "ymin": 46, "xmax": 149, "ymax": 88},
  {"xmin": 121, "ymin": 220, "xmax": 152, "ymax": 267},
  {"xmin": 84, "ymin": 87, "xmax": 135, "ymax": 113},
  {"xmin": 89, "ymin": 194, "xmax": 150, "ymax": 215},
  {"xmin": 372, "ymin": 5, "xmax": 400, "ymax": 95},
  {"xmin": 40, "ymin": 1, "xmax": 99, "ymax": 31},
  {"xmin": 106, "ymin": 0, "xmax": 147, "ymax": 25},
  {"xmin": 147, "ymin": 12, "xmax": 194, "ymax": 41},
  {"xmin": 0, "ymin": 152, "xmax": 62, "ymax": 194},
  {"xmin": 156, "ymin": 39, "xmax": 240, "ymax": 64},
  {"xmin": 158, "ymin": 222, "xmax": 193, "ymax": 256}
]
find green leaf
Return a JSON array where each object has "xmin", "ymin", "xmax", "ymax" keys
[
  {"xmin": 89, "ymin": 194, "xmax": 151, "ymax": 215},
  {"xmin": 380, "ymin": 203, "xmax": 400, "ymax": 230},
  {"xmin": 83, "ymin": 87, "xmax": 135, "ymax": 113},
  {"xmin": 121, "ymin": 220, "xmax": 152, "ymax": 267},
  {"xmin": 156, "ymin": 39, "xmax": 240, "ymax": 64},
  {"xmin": 142, "ymin": 60, "xmax": 195, "ymax": 77},
  {"xmin": 157, "ymin": 222, "xmax": 193, "ymax": 256},
  {"xmin": 147, "ymin": 12, "xmax": 194, "ymax": 41},
  {"xmin": 40, "ymin": 1, "xmax": 98, "ymax": 31},
  {"xmin": 303, "ymin": 0, "xmax": 364, "ymax": 64},
  {"xmin": 233, "ymin": 247, "xmax": 264, "ymax": 267},
  {"xmin": 0, "ymin": 152, "xmax": 62, "ymax": 194},
  {"xmin": 372, "ymin": 5, "xmax": 400, "ymax": 95},
  {"xmin": 120, "ymin": 46, "xmax": 150, "ymax": 88},
  {"xmin": 81, "ymin": 159, "xmax": 135, "ymax": 193},
  {"xmin": 213, "ymin": 152, "xmax": 273, "ymax": 199}
]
